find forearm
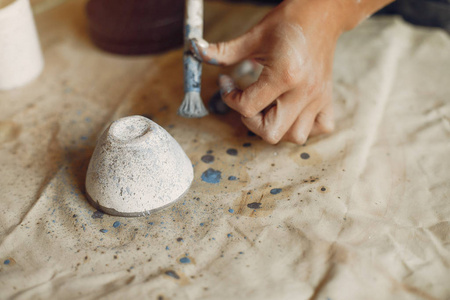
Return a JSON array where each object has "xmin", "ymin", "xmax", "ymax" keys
[
  {"xmin": 280, "ymin": 0, "xmax": 395, "ymax": 36},
  {"xmin": 334, "ymin": 0, "xmax": 396, "ymax": 30}
]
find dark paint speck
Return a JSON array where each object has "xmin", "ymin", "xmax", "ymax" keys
[
  {"xmin": 270, "ymin": 188, "xmax": 282, "ymax": 195},
  {"xmin": 92, "ymin": 210, "xmax": 104, "ymax": 219},
  {"xmin": 226, "ymin": 148, "xmax": 238, "ymax": 156},
  {"xmin": 247, "ymin": 202, "xmax": 262, "ymax": 209},
  {"xmin": 201, "ymin": 154, "xmax": 215, "ymax": 164},
  {"xmin": 300, "ymin": 152, "xmax": 310, "ymax": 160},
  {"xmin": 165, "ymin": 270, "xmax": 180, "ymax": 279}
]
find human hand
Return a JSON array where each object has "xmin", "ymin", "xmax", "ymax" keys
[
  {"xmin": 191, "ymin": 0, "xmax": 392, "ymax": 144},
  {"xmin": 191, "ymin": 0, "xmax": 342, "ymax": 144}
]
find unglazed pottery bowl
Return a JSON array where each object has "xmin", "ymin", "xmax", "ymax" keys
[{"xmin": 85, "ymin": 115, "xmax": 193, "ymax": 217}]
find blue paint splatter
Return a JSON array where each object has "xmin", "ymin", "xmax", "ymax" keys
[
  {"xmin": 113, "ymin": 221, "xmax": 121, "ymax": 228},
  {"xmin": 179, "ymin": 257, "xmax": 191, "ymax": 264},
  {"xmin": 100, "ymin": 229, "xmax": 108, "ymax": 233},
  {"xmin": 227, "ymin": 233, "xmax": 233, "ymax": 238},
  {"xmin": 166, "ymin": 246, "xmax": 170, "ymax": 250},
  {"xmin": 201, "ymin": 168, "xmax": 222, "ymax": 184},
  {"xmin": 165, "ymin": 270, "xmax": 180, "ymax": 279},
  {"xmin": 200, "ymin": 223, "xmax": 204, "ymax": 226},
  {"xmin": 228, "ymin": 208, "xmax": 234, "ymax": 213},
  {"xmin": 239, "ymin": 252, "xmax": 244, "ymax": 254},
  {"xmin": 149, "ymin": 222, "xmax": 154, "ymax": 225},
  {"xmin": 228, "ymin": 176, "xmax": 237, "ymax": 181},
  {"xmin": 4, "ymin": 259, "xmax": 10, "ymax": 265},
  {"xmin": 270, "ymin": 188, "xmax": 282, "ymax": 195}
]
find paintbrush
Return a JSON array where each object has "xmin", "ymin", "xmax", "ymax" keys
[{"xmin": 177, "ymin": 0, "xmax": 208, "ymax": 118}]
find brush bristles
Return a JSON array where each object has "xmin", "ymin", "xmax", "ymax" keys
[{"xmin": 178, "ymin": 92, "xmax": 209, "ymax": 118}]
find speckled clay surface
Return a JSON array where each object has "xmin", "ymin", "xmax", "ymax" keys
[{"xmin": 85, "ymin": 115, "xmax": 193, "ymax": 216}]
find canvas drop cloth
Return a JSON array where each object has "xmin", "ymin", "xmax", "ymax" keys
[{"xmin": 0, "ymin": 0, "xmax": 449, "ymax": 299}]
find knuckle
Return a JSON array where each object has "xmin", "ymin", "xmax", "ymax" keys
[
  {"xmin": 239, "ymin": 106, "xmax": 256, "ymax": 118},
  {"xmin": 317, "ymin": 112, "xmax": 335, "ymax": 133},
  {"xmin": 216, "ymin": 42, "xmax": 228, "ymax": 58},
  {"xmin": 321, "ymin": 121, "xmax": 335, "ymax": 133},
  {"xmin": 262, "ymin": 130, "xmax": 282, "ymax": 145},
  {"xmin": 281, "ymin": 69, "xmax": 300, "ymax": 86},
  {"xmin": 292, "ymin": 133, "xmax": 307, "ymax": 145}
]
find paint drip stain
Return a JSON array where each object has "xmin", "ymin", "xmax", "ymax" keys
[
  {"xmin": 247, "ymin": 202, "xmax": 262, "ymax": 209},
  {"xmin": 165, "ymin": 270, "xmax": 180, "ymax": 279},
  {"xmin": 4, "ymin": 259, "xmax": 10, "ymax": 265},
  {"xmin": 113, "ymin": 221, "xmax": 121, "ymax": 228},
  {"xmin": 201, "ymin": 168, "xmax": 222, "ymax": 184},
  {"xmin": 100, "ymin": 229, "xmax": 108, "ymax": 233},
  {"xmin": 300, "ymin": 152, "xmax": 310, "ymax": 160},
  {"xmin": 226, "ymin": 148, "xmax": 238, "ymax": 156},
  {"xmin": 228, "ymin": 176, "xmax": 237, "ymax": 181},
  {"xmin": 92, "ymin": 210, "xmax": 104, "ymax": 219},
  {"xmin": 228, "ymin": 208, "xmax": 234, "ymax": 213},
  {"xmin": 179, "ymin": 257, "xmax": 191, "ymax": 264},
  {"xmin": 201, "ymin": 154, "xmax": 215, "ymax": 164},
  {"xmin": 270, "ymin": 188, "xmax": 282, "ymax": 195}
]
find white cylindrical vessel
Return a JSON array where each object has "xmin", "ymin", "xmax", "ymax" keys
[{"xmin": 0, "ymin": 0, "xmax": 44, "ymax": 90}]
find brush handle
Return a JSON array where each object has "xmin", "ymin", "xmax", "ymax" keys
[{"xmin": 183, "ymin": 0, "xmax": 203, "ymax": 93}]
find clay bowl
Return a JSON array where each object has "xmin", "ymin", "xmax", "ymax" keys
[
  {"xmin": 85, "ymin": 115, "xmax": 193, "ymax": 217},
  {"xmin": 86, "ymin": 0, "xmax": 184, "ymax": 55}
]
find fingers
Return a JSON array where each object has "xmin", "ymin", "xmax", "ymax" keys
[
  {"xmin": 310, "ymin": 101, "xmax": 335, "ymax": 136},
  {"xmin": 283, "ymin": 102, "xmax": 321, "ymax": 145},
  {"xmin": 240, "ymin": 91, "xmax": 309, "ymax": 144},
  {"xmin": 190, "ymin": 30, "xmax": 259, "ymax": 66},
  {"xmin": 218, "ymin": 73, "xmax": 288, "ymax": 118}
]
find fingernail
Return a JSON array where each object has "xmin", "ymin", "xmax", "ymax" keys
[
  {"xmin": 196, "ymin": 37, "xmax": 209, "ymax": 48},
  {"xmin": 219, "ymin": 75, "xmax": 236, "ymax": 97},
  {"xmin": 189, "ymin": 39, "xmax": 203, "ymax": 61}
]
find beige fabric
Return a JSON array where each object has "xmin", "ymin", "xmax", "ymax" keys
[{"xmin": 1, "ymin": 1, "xmax": 449, "ymax": 299}]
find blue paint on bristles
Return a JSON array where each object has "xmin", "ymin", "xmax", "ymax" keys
[{"xmin": 178, "ymin": 0, "xmax": 208, "ymax": 118}]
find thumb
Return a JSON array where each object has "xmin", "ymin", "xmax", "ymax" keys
[{"xmin": 190, "ymin": 31, "xmax": 258, "ymax": 66}]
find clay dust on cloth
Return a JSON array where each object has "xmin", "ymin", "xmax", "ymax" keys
[{"xmin": 0, "ymin": 1, "xmax": 449, "ymax": 299}]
